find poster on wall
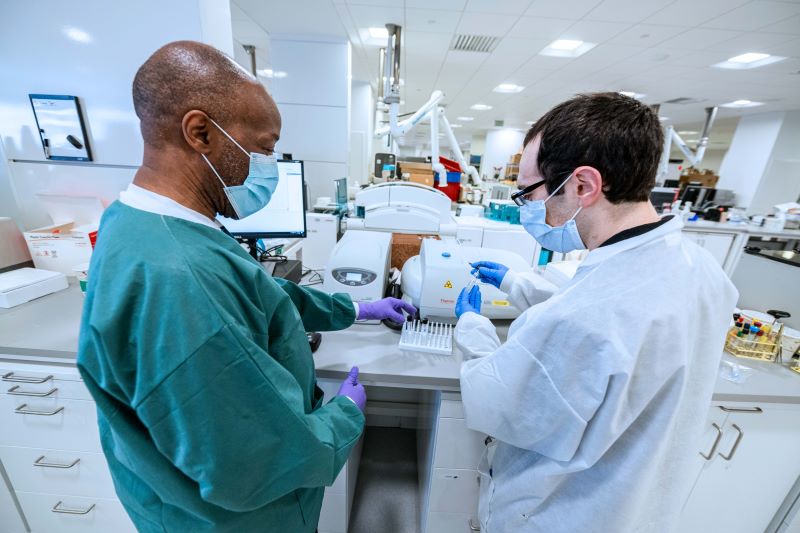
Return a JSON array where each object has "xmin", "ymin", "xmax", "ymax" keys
[{"xmin": 29, "ymin": 94, "xmax": 93, "ymax": 161}]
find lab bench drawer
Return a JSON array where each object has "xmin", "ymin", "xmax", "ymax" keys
[
  {"xmin": 429, "ymin": 468, "xmax": 480, "ymax": 514},
  {"xmin": 434, "ymin": 417, "xmax": 485, "ymax": 470},
  {"xmin": 440, "ymin": 398, "xmax": 465, "ymax": 419},
  {"xmin": 0, "ymin": 446, "xmax": 116, "ymax": 499},
  {"xmin": 1, "ymin": 363, "xmax": 92, "ymax": 401},
  {"xmin": 427, "ymin": 512, "xmax": 481, "ymax": 533},
  {"xmin": 15, "ymin": 491, "xmax": 135, "ymax": 533},
  {"xmin": 0, "ymin": 395, "xmax": 101, "ymax": 452}
]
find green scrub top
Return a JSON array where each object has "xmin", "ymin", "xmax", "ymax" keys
[{"xmin": 77, "ymin": 201, "xmax": 364, "ymax": 533}]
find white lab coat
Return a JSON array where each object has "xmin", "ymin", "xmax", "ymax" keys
[{"xmin": 456, "ymin": 216, "xmax": 738, "ymax": 533}]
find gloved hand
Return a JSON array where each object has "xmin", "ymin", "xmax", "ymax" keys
[
  {"xmin": 357, "ymin": 297, "xmax": 417, "ymax": 323},
  {"xmin": 470, "ymin": 261, "xmax": 509, "ymax": 289},
  {"xmin": 337, "ymin": 366, "xmax": 366, "ymax": 412},
  {"xmin": 455, "ymin": 285, "xmax": 481, "ymax": 318}
]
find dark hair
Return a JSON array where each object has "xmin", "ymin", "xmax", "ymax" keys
[{"xmin": 523, "ymin": 92, "xmax": 663, "ymax": 204}]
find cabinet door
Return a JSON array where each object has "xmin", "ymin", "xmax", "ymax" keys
[
  {"xmin": 685, "ymin": 232, "xmax": 734, "ymax": 267},
  {"xmin": 0, "ymin": 467, "xmax": 27, "ymax": 533},
  {"xmin": 678, "ymin": 404, "xmax": 800, "ymax": 533}
]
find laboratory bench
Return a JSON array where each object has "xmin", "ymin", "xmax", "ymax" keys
[{"xmin": 2, "ymin": 285, "xmax": 800, "ymax": 533}]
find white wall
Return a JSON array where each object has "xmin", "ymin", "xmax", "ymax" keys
[
  {"xmin": 749, "ymin": 110, "xmax": 800, "ymax": 214},
  {"xmin": 0, "ymin": 0, "xmax": 234, "ymax": 230},
  {"xmin": 268, "ymin": 35, "xmax": 351, "ymax": 205},
  {"xmin": 350, "ymin": 81, "xmax": 373, "ymax": 186},
  {"xmin": 482, "ymin": 129, "xmax": 524, "ymax": 180},
  {"xmin": 470, "ymin": 135, "xmax": 486, "ymax": 156},
  {"xmin": 717, "ymin": 112, "xmax": 783, "ymax": 212}
]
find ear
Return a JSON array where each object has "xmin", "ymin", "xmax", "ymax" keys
[
  {"xmin": 181, "ymin": 110, "xmax": 214, "ymax": 154},
  {"xmin": 572, "ymin": 165, "xmax": 604, "ymax": 207}
]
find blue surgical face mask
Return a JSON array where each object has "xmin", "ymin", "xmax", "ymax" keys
[
  {"xmin": 519, "ymin": 172, "xmax": 586, "ymax": 253},
  {"xmin": 201, "ymin": 118, "xmax": 279, "ymax": 219}
]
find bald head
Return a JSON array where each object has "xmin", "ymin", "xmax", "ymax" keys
[
  {"xmin": 133, "ymin": 40, "xmax": 271, "ymax": 147},
  {"xmin": 131, "ymin": 40, "xmax": 281, "ymax": 220}
]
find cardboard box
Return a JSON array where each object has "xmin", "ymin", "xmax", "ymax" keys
[
  {"xmin": 24, "ymin": 222, "xmax": 98, "ymax": 276},
  {"xmin": 391, "ymin": 234, "xmax": 439, "ymax": 271},
  {"xmin": 407, "ymin": 171, "xmax": 434, "ymax": 187},
  {"xmin": 680, "ymin": 169, "xmax": 719, "ymax": 188},
  {"xmin": 399, "ymin": 161, "xmax": 432, "ymax": 172},
  {"xmin": 510, "ymin": 152, "xmax": 522, "ymax": 165}
]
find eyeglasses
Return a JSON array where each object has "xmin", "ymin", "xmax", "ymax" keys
[{"xmin": 511, "ymin": 180, "xmax": 546, "ymax": 206}]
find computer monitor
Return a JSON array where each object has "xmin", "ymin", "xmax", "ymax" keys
[{"xmin": 217, "ymin": 160, "xmax": 307, "ymax": 238}]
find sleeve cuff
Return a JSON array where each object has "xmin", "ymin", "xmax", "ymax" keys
[
  {"xmin": 499, "ymin": 270, "xmax": 518, "ymax": 294},
  {"xmin": 352, "ymin": 301, "xmax": 360, "ymax": 319}
]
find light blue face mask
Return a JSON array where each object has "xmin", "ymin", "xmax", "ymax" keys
[
  {"xmin": 201, "ymin": 118, "xmax": 279, "ymax": 219},
  {"xmin": 519, "ymin": 172, "xmax": 586, "ymax": 253}
]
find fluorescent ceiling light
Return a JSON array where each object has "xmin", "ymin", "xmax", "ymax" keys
[
  {"xmin": 470, "ymin": 104, "xmax": 492, "ymax": 111},
  {"xmin": 678, "ymin": 130, "xmax": 698, "ymax": 135},
  {"xmin": 63, "ymin": 26, "xmax": 92, "ymax": 43},
  {"xmin": 457, "ymin": 116, "xmax": 475, "ymax": 121},
  {"xmin": 369, "ymin": 27, "xmax": 389, "ymax": 39},
  {"xmin": 720, "ymin": 99, "xmax": 764, "ymax": 108},
  {"xmin": 730, "ymin": 52, "xmax": 770, "ymax": 63},
  {"xmin": 540, "ymin": 39, "xmax": 596, "ymax": 58},
  {"xmin": 619, "ymin": 91, "xmax": 646, "ymax": 99},
  {"xmin": 257, "ymin": 69, "xmax": 288, "ymax": 79},
  {"xmin": 493, "ymin": 83, "xmax": 525, "ymax": 93},
  {"xmin": 713, "ymin": 53, "xmax": 785, "ymax": 70},
  {"xmin": 526, "ymin": 120, "xmax": 536, "ymax": 125},
  {"xmin": 659, "ymin": 117, "xmax": 669, "ymax": 122},
  {"xmin": 550, "ymin": 39, "xmax": 583, "ymax": 51},
  {"xmin": 450, "ymin": 124, "xmax": 462, "ymax": 128}
]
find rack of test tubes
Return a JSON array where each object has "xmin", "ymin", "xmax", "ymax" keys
[
  {"xmin": 724, "ymin": 312, "xmax": 783, "ymax": 362},
  {"xmin": 399, "ymin": 318, "xmax": 453, "ymax": 356}
]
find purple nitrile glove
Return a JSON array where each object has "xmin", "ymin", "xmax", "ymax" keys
[
  {"xmin": 357, "ymin": 297, "xmax": 417, "ymax": 323},
  {"xmin": 337, "ymin": 366, "xmax": 366, "ymax": 412}
]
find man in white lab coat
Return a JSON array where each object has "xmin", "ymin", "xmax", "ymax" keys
[{"xmin": 454, "ymin": 92, "xmax": 738, "ymax": 532}]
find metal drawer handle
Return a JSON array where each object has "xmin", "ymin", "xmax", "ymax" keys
[
  {"xmin": 51, "ymin": 501, "xmax": 96, "ymax": 515},
  {"xmin": 8, "ymin": 385, "xmax": 58, "ymax": 397},
  {"xmin": 34, "ymin": 456, "xmax": 80, "ymax": 469},
  {"xmin": 2, "ymin": 372, "xmax": 53, "ymax": 384},
  {"xmin": 719, "ymin": 406, "xmax": 762, "ymax": 413},
  {"xmin": 469, "ymin": 518, "xmax": 481, "ymax": 531},
  {"xmin": 699, "ymin": 423, "xmax": 723, "ymax": 460},
  {"xmin": 14, "ymin": 403, "xmax": 64, "ymax": 416},
  {"xmin": 719, "ymin": 424, "xmax": 744, "ymax": 461}
]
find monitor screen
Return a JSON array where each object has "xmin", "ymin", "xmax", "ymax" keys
[{"xmin": 217, "ymin": 160, "xmax": 307, "ymax": 238}]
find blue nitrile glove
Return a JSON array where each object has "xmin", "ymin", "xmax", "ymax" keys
[
  {"xmin": 455, "ymin": 285, "xmax": 482, "ymax": 318},
  {"xmin": 470, "ymin": 261, "xmax": 509, "ymax": 289},
  {"xmin": 337, "ymin": 366, "xmax": 366, "ymax": 412},
  {"xmin": 357, "ymin": 297, "xmax": 417, "ymax": 323}
]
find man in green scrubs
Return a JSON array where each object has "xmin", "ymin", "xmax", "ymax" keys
[{"xmin": 78, "ymin": 41, "xmax": 412, "ymax": 532}]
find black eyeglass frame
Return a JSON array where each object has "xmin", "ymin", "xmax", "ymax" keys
[{"xmin": 511, "ymin": 180, "xmax": 547, "ymax": 206}]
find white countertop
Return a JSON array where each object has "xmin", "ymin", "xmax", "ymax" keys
[
  {"xmin": 681, "ymin": 219, "xmax": 800, "ymax": 239},
  {"xmin": 2, "ymin": 283, "xmax": 799, "ymax": 403}
]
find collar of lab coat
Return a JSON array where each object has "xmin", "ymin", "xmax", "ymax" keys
[{"xmin": 580, "ymin": 215, "xmax": 683, "ymax": 268}]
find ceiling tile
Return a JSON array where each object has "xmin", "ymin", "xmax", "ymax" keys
[
  {"xmin": 525, "ymin": 0, "xmax": 603, "ymax": 19},
  {"xmin": 456, "ymin": 12, "xmax": 520, "ymax": 35},
  {"xmin": 705, "ymin": 30, "xmax": 799, "ymax": 55},
  {"xmin": 465, "ymin": 0, "xmax": 533, "ymax": 15},
  {"xmin": 585, "ymin": 0, "xmax": 675, "ymax": 24},
  {"xmin": 657, "ymin": 27, "xmax": 742, "ymax": 51},
  {"xmin": 607, "ymin": 24, "xmax": 689, "ymax": 47},
  {"xmin": 701, "ymin": 1, "xmax": 800, "ymax": 31},
  {"xmin": 558, "ymin": 19, "xmax": 632, "ymax": 42},
  {"xmin": 643, "ymin": 0, "xmax": 750, "ymax": 26},
  {"xmin": 405, "ymin": 0, "xmax": 467, "ymax": 9},
  {"xmin": 507, "ymin": 16, "xmax": 575, "ymax": 40},
  {"xmin": 759, "ymin": 14, "xmax": 800, "ymax": 34},
  {"xmin": 346, "ymin": 4, "xmax": 404, "ymax": 29},
  {"xmin": 405, "ymin": 8, "xmax": 462, "ymax": 33}
]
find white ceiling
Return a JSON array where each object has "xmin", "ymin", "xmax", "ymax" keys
[{"xmin": 233, "ymin": 0, "xmax": 800, "ymax": 147}]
